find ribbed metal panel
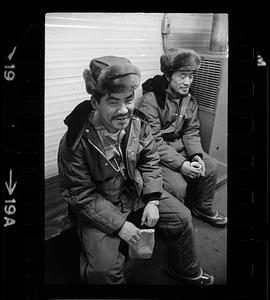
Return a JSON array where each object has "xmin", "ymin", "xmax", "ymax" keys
[
  {"xmin": 45, "ymin": 13, "xmax": 164, "ymax": 179},
  {"xmin": 191, "ymin": 56, "xmax": 222, "ymax": 112},
  {"xmin": 168, "ymin": 13, "xmax": 213, "ymax": 52}
]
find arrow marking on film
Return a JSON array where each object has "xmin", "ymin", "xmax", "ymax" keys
[
  {"xmin": 5, "ymin": 169, "xmax": 17, "ymax": 196},
  {"xmin": 8, "ymin": 46, "xmax": 17, "ymax": 61}
]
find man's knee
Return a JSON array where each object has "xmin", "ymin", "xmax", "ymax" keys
[
  {"xmin": 78, "ymin": 225, "xmax": 125, "ymax": 284},
  {"xmin": 162, "ymin": 169, "xmax": 188, "ymax": 201},
  {"xmin": 174, "ymin": 181, "xmax": 187, "ymax": 201},
  {"xmin": 166, "ymin": 209, "xmax": 192, "ymax": 237},
  {"xmin": 174, "ymin": 203, "xmax": 192, "ymax": 229},
  {"xmin": 204, "ymin": 155, "xmax": 218, "ymax": 177},
  {"xmin": 159, "ymin": 195, "xmax": 193, "ymax": 236}
]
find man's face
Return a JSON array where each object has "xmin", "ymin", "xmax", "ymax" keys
[
  {"xmin": 94, "ymin": 90, "xmax": 135, "ymax": 133},
  {"xmin": 169, "ymin": 70, "xmax": 194, "ymax": 96}
]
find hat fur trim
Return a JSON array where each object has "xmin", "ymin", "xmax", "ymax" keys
[
  {"xmin": 161, "ymin": 48, "xmax": 201, "ymax": 73},
  {"xmin": 98, "ymin": 63, "xmax": 140, "ymax": 93},
  {"xmin": 84, "ymin": 61, "xmax": 141, "ymax": 95},
  {"xmin": 98, "ymin": 73, "xmax": 140, "ymax": 94}
]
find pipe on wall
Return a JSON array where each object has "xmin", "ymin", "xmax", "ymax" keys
[{"xmin": 210, "ymin": 14, "xmax": 228, "ymax": 52}]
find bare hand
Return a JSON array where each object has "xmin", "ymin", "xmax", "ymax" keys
[
  {"xmin": 192, "ymin": 155, "xmax": 205, "ymax": 176},
  {"xmin": 118, "ymin": 221, "xmax": 141, "ymax": 245},
  {"xmin": 141, "ymin": 202, "xmax": 159, "ymax": 227},
  {"xmin": 180, "ymin": 161, "xmax": 202, "ymax": 179}
]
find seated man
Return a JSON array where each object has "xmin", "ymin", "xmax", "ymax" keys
[
  {"xmin": 57, "ymin": 55, "xmax": 214, "ymax": 285},
  {"xmin": 139, "ymin": 48, "xmax": 227, "ymax": 228}
]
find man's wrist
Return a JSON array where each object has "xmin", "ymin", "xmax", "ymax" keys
[
  {"xmin": 149, "ymin": 200, "xmax": 160, "ymax": 207},
  {"xmin": 190, "ymin": 153, "xmax": 203, "ymax": 161},
  {"xmin": 178, "ymin": 160, "xmax": 188, "ymax": 171},
  {"xmin": 143, "ymin": 192, "xmax": 161, "ymax": 203},
  {"xmin": 115, "ymin": 220, "xmax": 126, "ymax": 235}
]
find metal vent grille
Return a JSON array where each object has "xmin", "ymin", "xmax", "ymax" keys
[{"xmin": 191, "ymin": 56, "xmax": 222, "ymax": 112}]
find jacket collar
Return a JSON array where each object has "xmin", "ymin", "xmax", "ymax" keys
[
  {"xmin": 142, "ymin": 75, "xmax": 193, "ymax": 109},
  {"xmin": 91, "ymin": 110, "xmax": 126, "ymax": 161},
  {"xmin": 82, "ymin": 122, "xmax": 105, "ymax": 154},
  {"xmin": 167, "ymin": 86, "xmax": 182, "ymax": 100},
  {"xmin": 83, "ymin": 112, "xmax": 133, "ymax": 156},
  {"xmin": 167, "ymin": 87, "xmax": 191, "ymax": 105},
  {"xmin": 64, "ymin": 100, "xmax": 93, "ymax": 150},
  {"xmin": 142, "ymin": 75, "xmax": 167, "ymax": 109},
  {"xmin": 64, "ymin": 99, "xmax": 143, "ymax": 159}
]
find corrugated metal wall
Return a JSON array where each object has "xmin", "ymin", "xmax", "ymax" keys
[
  {"xmin": 168, "ymin": 13, "xmax": 213, "ymax": 51},
  {"xmin": 45, "ymin": 13, "xmax": 213, "ymax": 179}
]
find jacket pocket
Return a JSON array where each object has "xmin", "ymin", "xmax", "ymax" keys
[{"xmin": 97, "ymin": 176, "xmax": 122, "ymax": 203}]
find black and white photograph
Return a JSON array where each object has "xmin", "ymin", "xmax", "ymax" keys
[{"xmin": 44, "ymin": 12, "xmax": 228, "ymax": 287}]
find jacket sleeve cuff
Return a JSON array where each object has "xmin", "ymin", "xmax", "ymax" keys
[
  {"xmin": 177, "ymin": 159, "xmax": 188, "ymax": 171},
  {"xmin": 189, "ymin": 153, "xmax": 203, "ymax": 160},
  {"xmin": 142, "ymin": 192, "xmax": 162, "ymax": 203},
  {"xmin": 114, "ymin": 219, "xmax": 126, "ymax": 235}
]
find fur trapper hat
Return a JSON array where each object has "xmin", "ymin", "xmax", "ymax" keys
[
  {"xmin": 160, "ymin": 48, "xmax": 201, "ymax": 73},
  {"xmin": 83, "ymin": 56, "xmax": 141, "ymax": 95}
]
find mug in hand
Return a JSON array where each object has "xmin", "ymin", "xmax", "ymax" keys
[{"xmin": 191, "ymin": 161, "xmax": 202, "ymax": 171}]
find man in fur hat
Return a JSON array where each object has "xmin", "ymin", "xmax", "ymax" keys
[
  {"xmin": 139, "ymin": 48, "xmax": 227, "ymax": 228},
  {"xmin": 57, "ymin": 55, "xmax": 214, "ymax": 285}
]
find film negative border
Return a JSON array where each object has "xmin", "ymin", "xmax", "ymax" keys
[
  {"xmin": 227, "ymin": 14, "xmax": 269, "ymax": 300},
  {"xmin": 2, "ymin": 13, "xmax": 269, "ymax": 300},
  {"xmin": 2, "ymin": 24, "xmax": 44, "ymax": 300}
]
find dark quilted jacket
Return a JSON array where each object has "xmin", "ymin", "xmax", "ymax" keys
[
  {"xmin": 57, "ymin": 100, "xmax": 163, "ymax": 235},
  {"xmin": 139, "ymin": 75, "xmax": 203, "ymax": 171}
]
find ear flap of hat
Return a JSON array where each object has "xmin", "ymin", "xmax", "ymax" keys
[
  {"xmin": 160, "ymin": 54, "xmax": 170, "ymax": 74},
  {"xmin": 83, "ymin": 69, "xmax": 98, "ymax": 95}
]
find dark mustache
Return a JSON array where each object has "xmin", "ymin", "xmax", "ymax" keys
[{"xmin": 112, "ymin": 113, "xmax": 130, "ymax": 120}]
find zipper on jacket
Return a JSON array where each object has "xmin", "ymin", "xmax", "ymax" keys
[
  {"xmin": 125, "ymin": 122, "xmax": 134, "ymax": 180},
  {"xmin": 88, "ymin": 137, "xmax": 126, "ymax": 212},
  {"xmin": 119, "ymin": 173, "xmax": 124, "ymax": 213},
  {"xmin": 87, "ymin": 138, "xmax": 120, "ymax": 172}
]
